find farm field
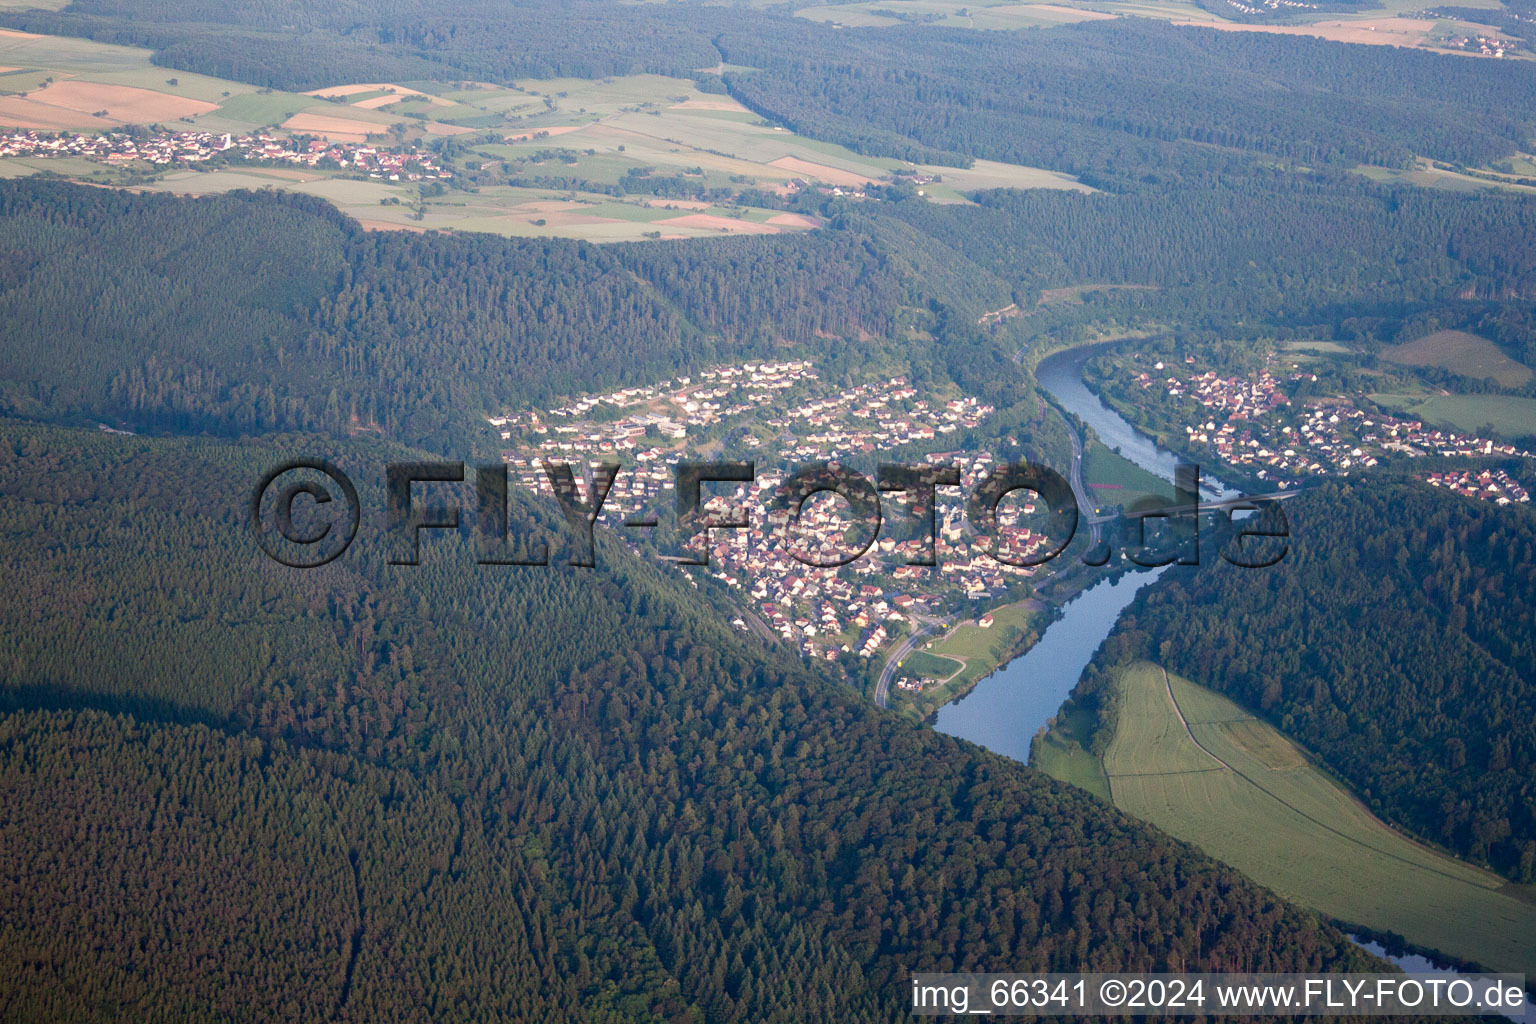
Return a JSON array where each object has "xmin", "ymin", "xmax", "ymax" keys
[
  {"xmin": 1381, "ymin": 330, "xmax": 1533, "ymax": 387},
  {"xmin": 1075, "ymin": 661, "xmax": 1536, "ymax": 975},
  {"xmin": 1369, "ymin": 392, "xmax": 1536, "ymax": 441},
  {"xmin": 0, "ymin": 29, "xmax": 1089, "ymax": 240}
]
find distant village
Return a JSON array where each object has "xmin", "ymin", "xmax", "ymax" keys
[
  {"xmin": 0, "ymin": 128, "xmax": 453, "ymax": 180},
  {"xmin": 489, "ymin": 359, "xmax": 1054, "ymax": 664},
  {"xmin": 1423, "ymin": 467, "xmax": 1530, "ymax": 505},
  {"xmin": 1123, "ymin": 355, "xmax": 1531, "ymax": 492}
]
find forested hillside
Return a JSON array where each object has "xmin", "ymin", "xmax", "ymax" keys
[
  {"xmin": 888, "ymin": 175, "xmax": 1536, "ymax": 317},
  {"xmin": 0, "ymin": 181, "xmax": 913, "ymax": 450},
  {"xmin": 0, "ymin": 419, "xmax": 1388, "ymax": 1021},
  {"xmin": 1078, "ymin": 479, "xmax": 1536, "ymax": 882},
  {"xmin": 719, "ymin": 20, "xmax": 1536, "ymax": 186}
]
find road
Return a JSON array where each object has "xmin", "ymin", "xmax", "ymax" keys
[
  {"xmin": 874, "ymin": 616, "xmax": 940, "ymax": 708},
  {"xmin": 1063, "ymin": 421, "xmax": 1105, "ymax": 547}
]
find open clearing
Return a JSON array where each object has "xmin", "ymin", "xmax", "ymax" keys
[
  {"xmin": 1368, "ymin": 392, "xmax": 1536, "ymax": 440},
  {"xmin": 1382, "ymin": 330, "xmax": 1533, "ymax": 387},
  {"xmin": 1081, "ymin": 661, "xmax": 1536, "ymax": 975},
  {"xmin": 897, "ymin": 651, "xmax": 964, "ymax": 681}
]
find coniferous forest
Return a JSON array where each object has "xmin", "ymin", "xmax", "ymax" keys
[{"xmin": 1, "ymin": 0, "xmax": 1535, "ymax": 1017}]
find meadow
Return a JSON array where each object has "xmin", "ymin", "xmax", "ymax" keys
[
  {"xmin": 1369, "ymin": 392, "xmax": 1536, "ymax": 441},
  {"xmin": 899, "ymin": 599, "xmax": 1045, "ymax": 716},
  {"xmin": 1073, "ymin": 661, "xmax": 1536, "ymax": 975},
  {"xmin": 1382, "ymin": 329, "xmax": 1533, "ymax": 387}
]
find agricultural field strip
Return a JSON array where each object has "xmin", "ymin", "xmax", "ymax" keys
[
  {"xmin": 1099, "ymin": 664, "xmax": 1536, "ymax": 974},
  {"xmin": 1115, "ymin": 666, "xmax": 1506, "ymax": 891}
]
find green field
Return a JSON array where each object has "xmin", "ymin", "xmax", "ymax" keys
[
  {"xmin": 1030, "ymin": 701, "xmax": 1111, "ymax": 801},
  {"xmin": 1062, "ymin": 661, "xmax": 1536, "ymax": 975},
  {"xmin": 1082, "ymin": 439, "xmax": 1173, "ymax": 512},
  {"xmin": 1382, "ymin": 330, "xmax": 1533, "ymax": 387},
  {"xmin": 891, "ymin": 600, "xmax": 1044, "ymax": 717},
  {"xmin": 1369, "ymin": 392, "xmax": 1536, "ymax": 441},
  {"xmin": 897, "ymin": 650, "xmax": 963, "ymax": 681}
]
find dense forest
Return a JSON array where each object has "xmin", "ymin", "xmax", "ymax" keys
[
  {"xmin": 4, "ymin": 175, "xmax": 1534, "ymax": 456},
  {"xmin": 719, "ymin": 20, "xmax": 1536, "ymax": 187},
  {"xmin": 0, "ymin": 181, "xmax": 915, "ymax": 451},
  {"xmin": 0, "ymin": 419, "xmax": 1391, "ymax": 1021},
  {"xmin": 1074, "ymin": 480, "xmax": 1536, "ymax": 882},
  {"xmin": 1, "ymin": 0, "xmax": 1534, "ymax": 1015}
]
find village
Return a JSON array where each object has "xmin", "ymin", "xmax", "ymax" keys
[
  {"xmin": 0, "ymin": 128, "xmax": 453, "ymax": 180},
  {"xmin": 1122, "ymin": 356, "xmax": 1531, "ymax": 492},
  {"xmin": 489, "ymin": 359, "xmax": 1052, "ymax": 665},
  {"xmin": 1423, "ymin": 467, "xmax": 1530, "ymax": 505}
]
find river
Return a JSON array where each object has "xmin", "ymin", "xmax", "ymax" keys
[
  {"xmin": 933, "ymin": 342, "xmax": 1206, "ymax": 757},
  {"xmin": 933, "ymin": 343, "xmax": 1478, "ymax": 983}
]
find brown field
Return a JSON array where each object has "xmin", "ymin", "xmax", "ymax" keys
[
  {"xmin": 1195, "ymin": 17, "xmax": 1435, "ymax": 46},
  {"xmin": 504, "ymin": 124, "xmax": 585, "ymax": 142},
  {"xmin": 0, "ymin": 66, "xmax": 18, "ymax": 73},
  {"xmin": 423, "ymin": 121, "xmax": 475, "ymax": 135},
  {"xmin": 280, "ymin": 112, "xmax": 387, "ymax": 142},
  {"xmin": 667, "ymin": 97, "xmax": 752, "ymax": 112},
  {"xmin": 12, "ymin": 80, "xmax": 216, "ymax": 122},
  {"xmin": 767, "ymin": 155, "xmax": 877, "ymax": 187},
  {"xmin": 0, "ymin": 94, "xmax": 115, "ymax": 129},
  {"xmin": 0, "ymin": 29, "xmax": 41, "ymax": 40},
  {"xmin": 656, "ymin": 213, "xmax": 782, "ymax": 234},
  {"xmin": 767, "ymin": 212, "xmax": 820, "ymax": 228},
  {"xmin": 1383, "ymin": 329, "xmax": 1533, "ymax": 386}
]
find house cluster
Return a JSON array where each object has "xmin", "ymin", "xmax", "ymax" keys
[
  {"xmin": 1221, "ymin": 0, "xmax": 1316, "ymax": 14},
  {"xmin": 0, "ymin": 129, "xmax": 452, "ymax": 180},
  {"xmin": 1133, "ymin": 362, "xmax": 1529, "ymax": 486},
  {"xmin": 1423, "ymin": 468, "xmax": 1530, "ymax": 505},
  {"xmin": 1439, "ymin": 32, "xmax": 1511, "ymax": 56},
  {"xmin": 489, "ymin": 360, "xmax": 1043, "ymax": 663}
]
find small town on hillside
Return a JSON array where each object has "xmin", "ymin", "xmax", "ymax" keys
[
  {"xmin": 489, "ymin": 360, "xmax": 1054, "ymax": 665},
  {"xmin": 1120, "ymin": 356, "xmax": 1531, "ymax": 489},
  {"xmin": 0, "ymin": 128, "xmax": 453, "ymax": 180}
]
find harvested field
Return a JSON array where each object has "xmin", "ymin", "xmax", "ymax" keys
[
  {"xmin": 667, "ymin": 97, "xmax": 751, "ymax": 112},
  {"xmin": 767, "ymin": 155, "xmax": 877, "ymax": 187},
  {"xmin": 0, "ymin": 95, "xmax": 115, "ymax": 129},
  {"xmin": 767, "ymin": 212, "xmax": 819, "ymax": 227},
  {"xmin": 8, "ymin": 80, "xmax": 216, "ymax": 122},
  {"xmin": 1194, "ymin": 17, "xmax": 1435, "ymax": 46},
  {"xmin": 279, "ymin": 112, "xmax": 386, "ymax": 142}
]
